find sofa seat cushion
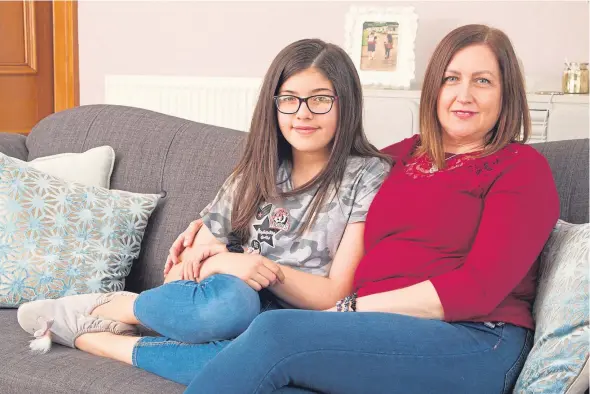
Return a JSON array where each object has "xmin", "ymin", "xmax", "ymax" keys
[{"xmin": 0, "ymin": 309, "xmax": 184, "ymax": 394}]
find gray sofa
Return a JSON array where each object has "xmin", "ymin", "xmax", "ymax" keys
[{"xmin": 0, "ymin": 104, "xmax": 587, "ymax": 394}]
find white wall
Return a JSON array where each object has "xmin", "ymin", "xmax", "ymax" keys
[{"xmin": 78, "ymin": 1, "xmax": 590, "ymax": 105}]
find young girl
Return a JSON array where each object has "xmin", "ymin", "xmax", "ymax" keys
[
  {"xmin": 368, "ymin": 31, "xmax": 377, "ymax": 60},
  {"xmin": 17, "ymin": 38, "xmax": 391, "ymax": 385}
]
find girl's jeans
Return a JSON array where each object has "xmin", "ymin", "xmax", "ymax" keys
[{"xmin": 132, "ymin": 274, "xmax": 281, "ymax": 385}]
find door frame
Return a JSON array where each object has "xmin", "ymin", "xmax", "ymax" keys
[{"xmin": 53, "ymin": 0, "xmax": 79, "ymax": 112}]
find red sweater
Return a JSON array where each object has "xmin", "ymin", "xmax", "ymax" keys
[{"xmin": 353, "ymin": 136, "xmax": 559, "ymax": 329}]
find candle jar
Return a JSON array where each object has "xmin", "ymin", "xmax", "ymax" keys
[{"xmin": 562, "ymin": 62, "xmax": 589, "ymax": 94}]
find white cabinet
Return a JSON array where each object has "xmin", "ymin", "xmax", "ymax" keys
[
  {"xmin": 362, "ymin": 89, "xmax": 589, "ymax": 149},
  {"xmin": 536, "ymin": 98, "xmax": 589, "ymax": 142}
]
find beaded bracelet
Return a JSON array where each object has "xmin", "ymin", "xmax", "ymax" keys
[{"xmin": 336, "ymin": 292, "xmax": 358, "ymax": 312}]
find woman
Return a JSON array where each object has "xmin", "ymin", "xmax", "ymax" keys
[
  {"xmin": 384, "ymin": 31, "xmax": 394, "ymax": 59},
  {"xmin": 17, "ymin": 39, "xmax": 391, "ymax": 386},
  {"xmin": 181, "ymin": 24, "xmax": 560, "ymax": 394}
]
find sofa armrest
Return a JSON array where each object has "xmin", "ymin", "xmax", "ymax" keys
[{"xmin": 0, "ymin": 133, "xmax": 28, "ymax": 161}]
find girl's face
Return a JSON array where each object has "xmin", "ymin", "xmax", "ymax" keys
[{"xmin": 276, "ymin": 67, "xmax": 338, "ymax": 159}]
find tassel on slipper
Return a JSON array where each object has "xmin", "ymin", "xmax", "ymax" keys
[{"xmin": 29, "ymin": 318, "xmax": 54, "ymax": 354}]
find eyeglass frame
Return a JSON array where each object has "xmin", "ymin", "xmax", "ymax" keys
[{"xmin": 273, "ymin": 94, "xmax": 338, "ymax": 115}]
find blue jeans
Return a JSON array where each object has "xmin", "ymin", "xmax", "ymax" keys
[
  {"xmin": 184, "ymin": 310, "xmax": 534, "ymax": 394},
  {"xmin": 132, "ymin": 274, "xmax": 283, "ymax": 385}
]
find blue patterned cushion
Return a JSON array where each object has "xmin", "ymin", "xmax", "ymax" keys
[
  {"xmin": 514, "ymin": 220, "xmax": 589, "ymax": 394},
  {"xmin": 0, "ymin": 153, "xmax": 160, "ymax": 307}
]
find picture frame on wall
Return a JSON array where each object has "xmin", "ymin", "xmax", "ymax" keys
[{"xmin": 345, "ymin": 6, "xmax": 418, "ymax": 89}]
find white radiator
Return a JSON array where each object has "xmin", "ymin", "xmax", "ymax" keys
[{"xmin": 104, "ymin": 75, "xmax": 263, "ymax": 132}]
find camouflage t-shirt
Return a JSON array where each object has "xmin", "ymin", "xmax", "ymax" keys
[{"xmin": 199, "ymin": 156, "xmax": 390, "ymax": 277}]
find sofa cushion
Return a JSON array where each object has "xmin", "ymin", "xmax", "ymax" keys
[
  {"xmin": 514, "ymin": 220, "xmax": 589, "ymax": 394},
  {"xmin": 0, "ymin": 309, "xmax": 184, "ymax": 394},
  {"xmin": 27, "ymin": 146, "xmax": 115, "ymax": 188},
  {"xmin": 0, "ymin": 133, "xmax": 28, "ymax": 161},
  {"xmin": 531, "ymin": 139, "xmax": 589, "ymax": 224},
  {"xmin": 0, "ymin": 153, "xmax": 160, "ymax": 307}
]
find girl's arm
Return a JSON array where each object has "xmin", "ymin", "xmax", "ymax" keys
[
  {"xmin": 264, "ymin": 222, "xmax": 366, "ymax": 310},
  {"xmin": 263, "ymin": 158, "xmax": 389, "ymax": 310}
]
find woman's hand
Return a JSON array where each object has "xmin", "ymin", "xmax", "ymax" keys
[
  {"xmin": 203, "ymin": 254, "xmax": 286, "ymax": 291},
  {"xmin": 164, "ymin": 219, "xmax": 204, "ymax": 276}
]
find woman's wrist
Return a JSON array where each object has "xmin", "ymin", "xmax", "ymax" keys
[
  {"xmin": 335, "ymin": 292, "xmax": 358, "ymax": 312},
  {"xmin": 354, "ymin": 295, "xmax": 364, "ymax": 312}
]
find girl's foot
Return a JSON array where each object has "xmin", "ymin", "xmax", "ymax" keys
[{"xmin": 17, "ymin": 292, "xmax": 138, "ymax": 353}]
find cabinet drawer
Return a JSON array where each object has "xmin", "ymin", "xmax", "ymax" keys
[{"xmin": 528, "ymin": 109, "xmax": 549, "ymax": 143}]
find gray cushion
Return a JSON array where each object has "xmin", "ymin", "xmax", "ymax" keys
[
  {"xmin": 0, "ymin": 133, "xmax": 28, "ymax": 161},
  {"xmin": 27, "ymin": 105, "xmax": 246, "ymax": 292},
  {"xmin": 0, "ymin": 309, "xmax": 184, "ymax": 394},
  {"xmin": 531, "ymin": 139, "xmax": 589, "ymax": 224}
]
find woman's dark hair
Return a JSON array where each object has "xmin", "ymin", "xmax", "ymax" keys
[{"xmin": 418, "ymin": 24, "xmax": 530, "ymax": 169}]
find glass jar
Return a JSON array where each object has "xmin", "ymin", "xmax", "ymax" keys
[{"xmin": 562, "ymin": 62, "xmax": 589, "ymax": 94}]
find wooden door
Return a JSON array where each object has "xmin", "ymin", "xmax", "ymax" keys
[{"xmin": 0, "ymin": 0, "xmax": 78, "ymax": 135}]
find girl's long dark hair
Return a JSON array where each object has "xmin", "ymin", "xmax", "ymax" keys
[{"xmin": 230, "ymin": 39, "xmax": 391, "ymax": 241}]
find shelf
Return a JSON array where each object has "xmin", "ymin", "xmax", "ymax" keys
[{"xmin": 362, "ymin": 88, "xmax": 589, "ymax": 104}]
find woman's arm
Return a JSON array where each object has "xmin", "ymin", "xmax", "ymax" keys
[
  {"xmin": 343, "ymin": 150, "xmax": 559, "ymax": 321},
  {"xmin": 324, "ymin": 280, "xmax": 444, "ymax": 319},
  {"xmin": 264, "ymin": 222, "xmax": 366, "ymax": 310},
  {"xmin": 429, "ymin": 152, "xmax": 559, "ymax": 321},
  {"xmin": 340, "ymin": 281, "xmax": 444, "ymax": 319},
  {"xmin": 181, "ymin": 224, "xmax": 223, "ymax": 250}
]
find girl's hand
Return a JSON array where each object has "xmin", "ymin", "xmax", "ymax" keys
[
  {"xmin": 164, "ymin": 219, "xmax": 204, "ymax": 276},
  {"xmin": 212, "ymin": 254, "xmax": 285, "ymax": 291},
  {"xmin": 180, "ymin": 243, "xmax": 228, "ymax": 281}
]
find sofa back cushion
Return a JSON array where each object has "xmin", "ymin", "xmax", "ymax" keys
[
  {"xmin": 26, "ymin": 105, "xmax": 589, "ymax": 292},
  {"xmin": 530, "ymin": 139, "xmax": 589, "ymax": 224}
]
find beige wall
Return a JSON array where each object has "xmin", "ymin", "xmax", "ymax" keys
[{"xmin": 79, "ymin": 1, "xmax": 589, "ymax": 105}]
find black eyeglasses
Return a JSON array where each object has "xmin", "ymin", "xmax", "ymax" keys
[{"xmin": 273, "ymin": 95, "xmax": 338, "ymax": 115}]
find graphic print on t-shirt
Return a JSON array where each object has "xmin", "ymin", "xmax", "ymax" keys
[
  {"xmin": 251, "ymin": 204, "xmax": 291, "ymax": 249},
  {"xmin": 256, "ymin": 204, "xmax": 273, "ymax": 220},
  {"xmin": 253, "ymin": 217, "xmax": 280, "ymax": 246},
  {"xmin": 270, "ymin": 207, "xmax": 290, "ymax": 231}
]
